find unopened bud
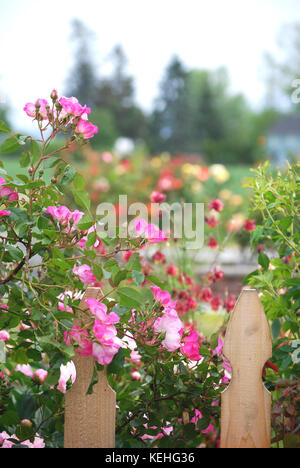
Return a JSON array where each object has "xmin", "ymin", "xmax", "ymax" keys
[
  {"xmin": 21, "ymin": 419, "xmax": 33, "ymax": 429},
  {"xmin": 28, "ymin": 167, "xmax": 33, "ymax": 174},
  {"xmin": 51, "ymin": 177, "xmax": 57, "ymax": 183},
  {"xmin": 50, "ymin": 89, "xmax": 58, "ymax": 101}
]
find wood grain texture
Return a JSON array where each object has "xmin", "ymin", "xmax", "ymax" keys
[
  {"xmin": 64, "ymin": 287, "xmax": 116, "ymax": 448},
  {"xmin": 220, "ymin": 289, "xmax": 272, "ymax": 448}
]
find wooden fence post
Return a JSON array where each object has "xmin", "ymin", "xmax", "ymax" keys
[
  {"xmin": 64, "ymin": 287, "xmax": 116, "ymax": 448},
  {"xmin": 220, "ymin": 289, "xmax": 272, "ymax": 448}
]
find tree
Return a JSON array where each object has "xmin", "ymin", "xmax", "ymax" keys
[
  {"xmin": 147, "ymin": 56, "xmax": 190, "ymax": 153},
  {"xmin": 65, "ymin": 19, "xmax": 98, "ymax": 107},
  {"xmin": 95, "ymin": 45, "xmax": 147, "ymax": 140}
]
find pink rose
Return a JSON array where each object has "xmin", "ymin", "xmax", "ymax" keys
[
  {"xmin": 75, "ymin": 119, "xmax": 98, "ymax": 140},
  {"xmin": 150, "ymin": 191, "xmax": 166, "ymax": 203},
  {"xmin": 86, "ymin": 298, "xmax": 119, "ymax": 324},
  {"xmin": 0, "ymin": 210, "xmax": 10, "ymax": 217},
  {"xmin": 33, "ymin": 369, "xmax": 48, "ymax": 384},
  {"xmin": 0, "ymin": 330, "xmax": 10, "ymax": 341},
  {"xmin": 72, "ymin": 264, "xmax": 97, "ymax": 285},
  {"xmin": 57, "ymin": 361, "xmax": 76, "ymax": 394},
  {"xmin": 153, "ymin": 308, "xmax": 183, "ymax": 352},
  {"xmin": 208, "ymin": 199, "xmax": 224, "ymax": 212}
]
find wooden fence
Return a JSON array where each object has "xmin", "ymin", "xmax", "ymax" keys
[{"xmin": 64, "ymin": 288, "xmax": 272, "ymax": 449}]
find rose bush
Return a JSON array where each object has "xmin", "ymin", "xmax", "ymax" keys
[
  {"xmin": 244, "ymin": 162, "xmax": 300, "ymax": 448},
  {"xmin": 0, "ymin": 92, "xmax": 270, "ymax": 448}
]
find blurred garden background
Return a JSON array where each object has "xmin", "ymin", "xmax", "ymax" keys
[{"xmin": 1, "ymin": 0, "xmax": 300, "ymax": 301}]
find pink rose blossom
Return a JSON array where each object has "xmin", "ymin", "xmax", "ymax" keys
[
  {"xmin": 24, "ymin": 102, "xmax": 36, "ymax": 118},
  {"xmin": 0, "ymin": 330, "xmax": 10, "ymax": 341},
  {"xmin": 86, "ymin": 298, "xmax": 119, "ymax": 324},
  {"xmin": 181, "ymin": 329, "xmax": 202, "ymax": 361},
  {"xmin": 33, "ymin": 369, "xmax": 48, "ymax": 384},
  {"xmin": 150, "ymin": 191, "xmax": 166, "ymax": 203},
  {"xmin": 72, "ymin": 264, "xmax": 97, "ymax": 285},
  {"xmin": 0, "ymin": 210, "xmax": 10, "ymax": 217},
  {"xmin": 16, "ymin": 364, "xmax": 33, "ymax": 377},
  {"xmin": 151, "ymin": 286, "xmax": 176, "ymax": 309},
  {"xmin": 75, "ymin": 119, "xmax": 98, "ymax": 140},
  {"xmin": 63, "ymin": 326, "xmax": 93, "ymax": 357},
  {"xmin": 153, "ymin": 308, "xmax": 183, "ymax": 352},
  {"xmin": 0, "ymin": 186, "xmax": 18, "ymax": 201},
  {"xmin": 57, "ymin": 361, "xmax": 76, "ymax": 394},
  {"xmin": 212, "ymin": 336, "xmax": 223, "ymax": 356},
  {"xmin": 208, "ymin": 198, "xmax": 224, "ymax": 212}
]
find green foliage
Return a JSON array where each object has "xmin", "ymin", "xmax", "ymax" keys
[{"xmin": 244, "ymin": 162, "xmax": 300, "ymax": 446}]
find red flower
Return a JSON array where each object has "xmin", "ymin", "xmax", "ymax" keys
[
  {"xmin": 166, "ymin": 264, "xmax": 179, "ymax": 277},
  {"xmin": 150, "ymin": 191, "xmax": 166, "ymax": 203},
  {"xmin": 208, "ymin": 267, "xmax": 224, "ymax": 283},
  {"xmin": 199, "ymin": 288, "xmax": 213, "ymax": 303},
  {"xmin": 211, "ymin": 295, "xmax": 221, "ymax": 311},
  {"xmin": 223, "ymin": 295, "xmax": 236, "ymax": 312},
  {"xmin": 152, "ymin": 251, "xmax": 166, "ymax": 264},
  {"xmin": 205, "ymin": 215, "xmax": 218, "ymax": 228},
  {"xmin": 207, "ymin": 236, "xmax": 218, "ymax": 249},
  {"xmin": 208, "ymin": 199, "xmax": 224, "ymax": 213},
  {"xmin": 243, "ymin": 219, "xmax": 256, "ymax": 232}
]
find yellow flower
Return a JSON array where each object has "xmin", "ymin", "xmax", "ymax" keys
[
  {"xmin": 230, "ymin": 194, "xmax": 243, "ymax": 206},
  {"xmin": 191, "ymin": 181, "xmax": 203, "ymax": 194},
  {"xmin": 151, "ymin": 157, "xmax": 162, "ymax": 169},
  {"xmin": 219, "ymin": 189, "xmax": 232, "ymax": 200},
  {"xmin": 210, "ymin": 164, "xmax": 230, "ymax": 183}
]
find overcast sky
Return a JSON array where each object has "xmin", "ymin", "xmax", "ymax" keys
[{"xmin": 1, "ymin": 0, "xmax": 300, "ymax": 129}]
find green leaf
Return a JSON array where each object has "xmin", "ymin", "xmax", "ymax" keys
[
  {"xmin": 118, "ymin": 287, "xmax": 143, "ymax": 308},
  {"xmin": 283, "ymin": 434, "xmax": 300, "ymax": 448},
  {"xmin": 73, "ymin": 190, "xmax": 91, "ymax": 210},
  {"xmin": 147, "ymin": 275, "xmax": 165, "ymax": 289},
  {"xmin": 1, "ymin": 136, "xmax": 20, "ymax": 154},
  {"xmin": 30, "ymin": 140, "xmax": 40, "ymax": 164},
  {"xmin": 86, "ymin": 365, "xmax": 99, "ymax": 395},
  {"xmin": 107, "ymin": 348, "xmax": 125, "ymax": 374},
  {"xmin": 0, "ymin": 411, "xmax": 20, "ymax": 426},
  {"xmin": 77, "ymin": 214, "xmax": 93, "ymax": 231},
  {"xmin": 258, "ymin": 252, "xmax": 270, "ymax": 270},
  {"xmin": 131, "ymin": 270, "xmax": 145, "ymax": 286},
  {"xmin": 271, "ymin": 319, "xmax": 281, "ymax": 340},
  {"xmin": 5, "ymin": 245, "xmax": 24, "ymax": 262},
  {"xmin": 278, "ymin": 216, "xmax": 293, "ymax": 232},
  {"xmin": 73, "ymin": 172, "xmax": 86, "ymax": 191},
  {"xmin": 0, "ymin": 120, "xmax": 10, "ymax": 133},
  {"xmin": 61, "ymin": 165, "xmax": 76, "ymax": 186}
]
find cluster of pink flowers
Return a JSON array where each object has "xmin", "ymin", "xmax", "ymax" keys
[
  {"xmin": 181, "ymin": 327, "xmax": 202, "ymax": 361},
  {"xmin": 134, "ymin": 219, "xmax": 167, "ymax": 244},
  {"xmin": 0, "ymin": 177, "xmax": 18, "ymax": 203},
  {"xmin": 16, "ymin": 364, "xmax": 48, "ymax": 384},
  {"xmin": 72, "ymin": 264, "xmax": 97, "ymax": 285},
  {"xmin": 24, "ymin": 91, "xmax": 98, "ymax": 140},
  {"xmin": 46, "ymin": 205, "xmax": 84, "ymax": 232},
  {"xmin": 64, "ymin": 298, "xmax": 122, "ymax": 366},
  {"xmin": 151, "ymin": 286, "xmax": 183, "ymax": 352},
  {"xmin": 0, "ymin": 432, "xmax": 45, "ymax": 449}
]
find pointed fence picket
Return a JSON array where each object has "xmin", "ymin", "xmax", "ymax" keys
[
  {"xmin": 63, "ymin": 288, "xmax": 272, "ymax": 448},
  {"xmin": 220, "ymin": 289, "xmax": 272, "ymax": 448}
]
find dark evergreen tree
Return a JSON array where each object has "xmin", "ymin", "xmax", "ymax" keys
[{"xmin": 65, "ymin": 19, "xmax": 98, "ymax": 107}]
